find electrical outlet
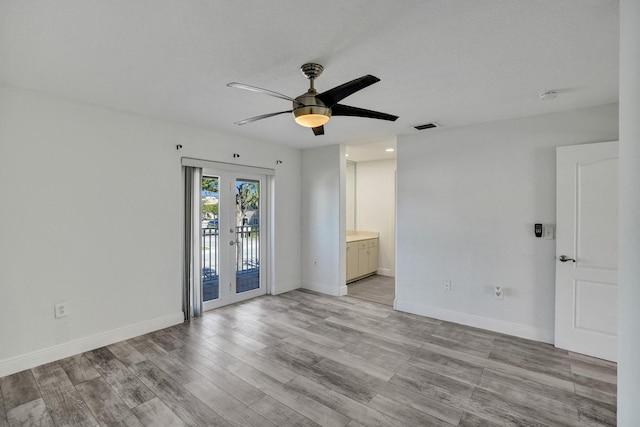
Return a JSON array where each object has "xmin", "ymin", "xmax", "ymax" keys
[
  {"xmin": 54, "ymin": 302, "xmax": 67, "ymax": 318},
  {"xmin": 494, "ymin": 286, "xmax": 504, "ymax": 300},
  {"xmin": 443, "ymin": 280, "xmax": 452, "ymax": 291},
  {"xmin": 314, "ymin": 260, "xmax": 318, "ymax": 268}
]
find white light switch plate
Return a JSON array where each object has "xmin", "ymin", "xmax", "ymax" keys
[{"xmin": 543, "ymin": 224, "xmax": 555, "ymax": 240}]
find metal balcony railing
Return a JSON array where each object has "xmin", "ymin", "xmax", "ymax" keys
[{"xmin": 201, "ymin": 225, "xmax": 260, "ymax": 299}]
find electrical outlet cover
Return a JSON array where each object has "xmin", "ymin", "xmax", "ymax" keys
[{"xmin": 54, "ymin": 303, "xmax": 67, "ymax": 318}]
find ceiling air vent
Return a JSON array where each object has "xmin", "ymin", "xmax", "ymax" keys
[{"xmin": 414, "ymin": 122, "xmax": 440, "ymax": 130}]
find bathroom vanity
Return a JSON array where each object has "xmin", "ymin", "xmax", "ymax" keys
[{"xmin": 346, "ymin": 231, "xmax": 379, "ymax": 283}]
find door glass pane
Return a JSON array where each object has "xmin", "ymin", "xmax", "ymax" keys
[
  {"xmin": 235, "ymin": 179, "xmax": 260, "ymax": 293},
  {"xmin": 201, "ymin": 176, "xmax": 219, "ymax": 301}
]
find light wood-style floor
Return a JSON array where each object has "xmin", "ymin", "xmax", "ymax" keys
[
  {"xmin": 347, "ymin": 274, "xmax": 395, "ymax": 306},
  {"xmin": 0, "ymin": 290, "xmax": 616, "ymax": 426}
]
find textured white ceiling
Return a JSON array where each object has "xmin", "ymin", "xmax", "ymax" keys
[{"xmin": 0, "ymin": 1, "xmax": 619, "ymax": 149}]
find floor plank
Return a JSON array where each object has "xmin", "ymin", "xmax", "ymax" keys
[
  {"xmin": 286, "ymin": 375, "xmax": 406, "ymax": 427},
  {"xmin": 206, "ymin": 334, "xmax": 298, "ymax": 384},
  {"xmin": 249, "ymin": 395, "xmax": 321, "ymax": 427},
  {"xmin": 84, "ymin": 347, "xmax": 156, "ymax": 409},
  {"xmin": 75, "ymin": 377, "xmax": 142, "ymax": 426},
  {"xmin": 368, "ymin": 393, "xmax": 454, "ymax": 426},
  {"xmin": 457, "ymin": 411, "xmax": 502, "ymax": 427},
  {"xmin": 31, "ymin": 363, "xmax": 99, "ymax": 427},
  {"xmin": 129, "ymin": 360, "xmax": 231, "ymax": 426},
  {"xmin": 131, "ymin": 397, "xmax": 187, "ymax": 427},
  {"xmin": 0, "ymin": 289, "xmax": 617, "ymax": 426},
  {"xmin": 129, "ymin": 336, "xmax": 203, "ymax": 385},
  {"xmin": 0, "ymin": 389, "xmax": 7, "ymax": 427},
  {"xmin": 169, "ymin": 346, "xmax": 266, "ymax": 407},
  {"xmin": 184, "ymin": 377, "xmax": 275, "ymax": 427},
  {"xmin": 226, "ymin": 362, "xmax": 351, "ymax": 427},
  {"xmin": 0, "ymin": 370, "xmax": 41, "ymax": 411},
  {"xmin": 6, "ymin": 398, "xmax": 54, "ymax": 427},
  {"xmin": 59, "ymin": 354, "xmax": 101, "ymax": 385},
  {"xmin": 282, "ymin": 334, "xmax": 397, "ymax": 381},
  {"xmin": 347, "ymin": 275, "xmax": 395, "ymax": 306}
]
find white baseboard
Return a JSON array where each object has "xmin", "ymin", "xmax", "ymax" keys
[
  {"xmin": 300, "ymin": 280, "xmax": 341, "ymax": 296},
  {"xmin": 395, "ymin": 299, "xmax": 554, "ymax": 344},
  {"xmin": 0, "ymin": 312, "xmax": 184, "ymax": 377},
  {"xmin": 271, "ymin": 281, "xmax": 302, "ymax": 295},
  {"xmin": 376, "ymin": 268, "xmax": 394, "ymax": 277}
]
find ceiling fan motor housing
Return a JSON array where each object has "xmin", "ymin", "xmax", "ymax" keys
[{"xmin": 293, "ymin": 91, "xmax": 331, "ymax": 127}]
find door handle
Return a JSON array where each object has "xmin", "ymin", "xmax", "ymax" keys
[
  {"xmin": 559, "ymin": 255, "xmax": 576, "ymax": 263},
  {"xmin": 229, "ymin": 241, "xmax": 236, "ymax": 246}
]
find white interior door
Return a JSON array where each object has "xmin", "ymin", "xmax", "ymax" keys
[
  {"xmin": 201, "ymin": 169, "xmax": 267, "ymax": 311},
  {"xmin": 555, "ymin": 141, "xmax": 618, "ymax": 361}
]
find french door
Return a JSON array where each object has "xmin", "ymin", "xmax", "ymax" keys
[{"xmin": 200, "ymin": 168, "xmax": 267, "ymax": 311}]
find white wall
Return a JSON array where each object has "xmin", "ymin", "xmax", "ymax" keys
[
  {"xmin": 300, "ymin": 144, "xmax": 346, "ymax": 296},
  {"xmin": 618, "ymin": 0, "xmax": 640, "ymax": 422},
  {"xmin": 355, "ymin": 159, "xmax": 396, "ymax": 277},
  {"xmin": 0, "ymin": 85, "xmax": 301, "ymax": 376},
  {"xmin": 396, "ymin": 104, "xmax": 618, "ymax": 342},
  {"xmin": 346, "ymin": 161, "xmax": 356, "ymax": 230}
]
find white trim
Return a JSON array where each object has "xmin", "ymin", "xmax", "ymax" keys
[
  {"xmin": 301, "ymin": 280, "xmax": 342, "ymax": 296},
  {"xmin": 267, "ymin": 175, "xmax": 276, "ymax": 296},
  {"xmin": 376, "ymin": 268, "xmax": 393, "ymax": 277},
  {"xmin": 270, "ymin": 281, "xmax": 301, "ymax": 295},
  {"xmin": 0, "ymin": 312, "xmax": 184, "ymax": 377},
  {"xmin": 181, "ymin": 157, "xmax": 275, "ymax": 176},
  {"xmin": 339, "ymin": 284, "xmax": 348, "ymax": 296},
  {"xmin": 395, "ymin": 299, "xmax": 554, "ymax": 344}
]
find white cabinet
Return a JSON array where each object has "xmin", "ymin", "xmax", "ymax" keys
[
  {"xmin": 347, "ymin": 238, "xmax": 378, "ymax": 283},
  {"xmin": 346, "ymin": 242, "xmax": 359, "ymax": 282}
]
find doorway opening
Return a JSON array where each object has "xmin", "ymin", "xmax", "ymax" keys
[{"xmin": 345, "ymin": 139, "xmax": 397, "ymax": 307}]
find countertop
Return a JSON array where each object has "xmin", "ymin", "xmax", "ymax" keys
[{"xmin": 346, "ymin": 231, "xmax": 379, "ymax": 242}]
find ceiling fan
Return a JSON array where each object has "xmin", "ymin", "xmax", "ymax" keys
[{"xmin": 227, "ymin": 63, "xmax": 399, "ymax": 136}]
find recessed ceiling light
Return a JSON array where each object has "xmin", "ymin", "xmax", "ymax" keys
[
  {"xmin": 345, "ymin": 154, "xmax": 349, "ymax": 157},
  {"xmin": 385, "ymin": 148, "xmax": 395, "ymax": 152}
]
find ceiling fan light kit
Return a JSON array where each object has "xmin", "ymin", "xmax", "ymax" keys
[
  {"xmin": 293, "ymin": 91, "xmax": 331, "ymax": 127},
  {"xmin": 294, "ymin": 109, "xmax": 331, "ymax": 128},
  {"xmin": 228, "ymin": 63, "xmax": 398, "ymax": 136}
]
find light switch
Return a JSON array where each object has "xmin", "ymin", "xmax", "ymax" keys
[{"xmin": 543, "ymin": 224, "xmax": 555, "ymax": 240}]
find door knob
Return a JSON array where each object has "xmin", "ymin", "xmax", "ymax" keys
[
  {"xmin": 559, "ymin": 255, "xmax": 576, "ymax": 263},
  {"xmin": 229, "ymin": 241, "xmax": 236, "ymax": 246}
]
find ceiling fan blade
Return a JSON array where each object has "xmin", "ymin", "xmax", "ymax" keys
[
  {"xmin": 312, "ymin": 126, "xmax": 325, "ymax": 136},
  {"xmin": 227, "ymin": 82, "xmax": 303, "ymax": 106},
  {"xmin": 331, "ymin": 104, "xmax": 399, "ymax": 121},
  {"xmin": 316, "ymin": 75, "xmax": 380, "ymax": 107},
  {"xmin": 234, "ymin": 110, "xmax": 292, "ymax": 125}
]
